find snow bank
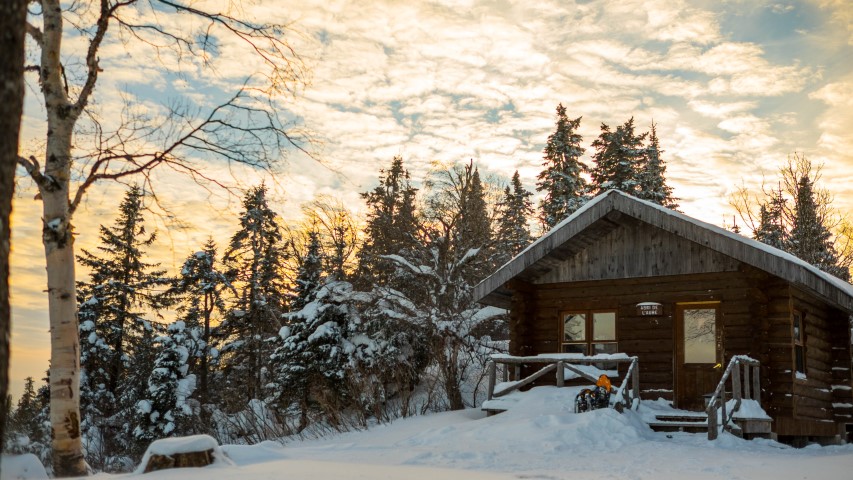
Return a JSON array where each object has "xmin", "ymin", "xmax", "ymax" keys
[{"xmin": 0, "ymin": 454, "xmax": 48, "ymax": 480}]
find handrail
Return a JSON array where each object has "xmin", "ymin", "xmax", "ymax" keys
[
  {"xmin": 705, "ymin": 355, "xmax": 761, "ymax": 440},
  {"xmin": 486, "ymin": 354, "xmax": 641, "ymax": 411}
]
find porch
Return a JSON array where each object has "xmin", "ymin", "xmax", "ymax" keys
[{"xmin": 481, "ymin": 353, "xmax": 772, "ymax": 440}]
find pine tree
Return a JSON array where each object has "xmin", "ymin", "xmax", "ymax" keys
[
  {"xmin": 133, "ymin": 321, "xmax": 196, "ymax": 444},
  {"xmin": 495, "ymin": 171, "xmax": 533, "ymax": 264},
  {"xmin": 355, "ymin": 156, "xmax": 419, "ymax": 289},
  {"xmin": 11, "ymin": 378, "xmax": 42, "ymax": 446},
  {"xmin": 636, "ymin": 123, "xmax": 677, "ymax": 208},
  {"xmin": 537, "ymin": 104, "xmax": 588, "ymax": 229},
  {"xmin": 218, "ymin": 185, "xmax": 287, "ymax": 408},
  {"xmin": 753, "ymin": 187, "xmax": 787, "ymax": 250},
  {"xmin": 456, "ymin": 164, "xmax": 493, "ymax": 282},
  {"xmin": 292, "ymin": 229, "xmax": 324, "ymax": 311},
  {"xmin": 789, "ymin": 175, "xmax": 849, "ymax": 280},
  {"xmin": 167, "ymin": 240, "xmax": 229, "ymax": 406},
  {"xmin": 76, "ymin": 186, "xmax": 171, "ymax": 464},
  {"xmin": 590, "ymin": 117, "xmax": 647, "ymax": 196}
]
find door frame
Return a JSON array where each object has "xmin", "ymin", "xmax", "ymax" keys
[{"xmin": 674, "ymin": 301, "xmax": 722, "ymax": 409}]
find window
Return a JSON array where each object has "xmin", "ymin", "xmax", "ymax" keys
[
  {"xmin": 682, "ymin": 307, "xmax": 717, "ymax": 364},
  {"xmin": 561, "ymin": 310, "xmax": 617, "ymax": 355},
  {"xmin": 793, "ymin": 311, "xmax": 806, "ymax": 376}
]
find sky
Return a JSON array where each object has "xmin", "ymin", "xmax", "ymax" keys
[{"xmin": 8, "ymin": 0, "xmax": 853, "ymax": 400}]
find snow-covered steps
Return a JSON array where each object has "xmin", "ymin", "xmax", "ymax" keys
[{"xmin": 647, "ymin": 414, "xmax": 711, "ymax": 434}]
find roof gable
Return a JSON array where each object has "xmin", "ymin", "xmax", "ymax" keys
[{"xmin": 474, "ymin": 190, "xmax": 853, "ymax": 312}]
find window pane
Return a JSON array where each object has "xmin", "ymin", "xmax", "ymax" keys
[
  {"xmin": 684, "ymin": 308, "xmax": 716, "ymax": 363},
  {"xmin": 562, "ymin": 343, "xmax": 586, "ymax": 355},
  {"xmin": 793, "ymin": 313, "xmax": 802, "ymax": 342},
  {"xmin": 592, "ymin": 342, "xmax": 618, "ymax": 355},
  {"xmin": 593, "ymin": 312, "xmax": 616, "ymax": 341},
  {"xmin": 564, "ymin": 313, "xmax": 586, "ymax": 342},
  {"xmin": 795, "ymin": 345, "xmax": 805, "ymax": 374}
]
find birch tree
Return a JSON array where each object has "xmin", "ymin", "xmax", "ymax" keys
[{"xmin": 18, "ymin": 1, "xmax": 307, "ymax": 475}]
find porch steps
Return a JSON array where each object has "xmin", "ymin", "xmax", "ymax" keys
[{"xmin": 647, "ymin": 414, "xmax": 715, "ymax": 435}]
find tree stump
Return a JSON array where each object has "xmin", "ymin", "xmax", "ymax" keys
[
  {"xmin": 143, "ymin": 449, "xmax": 215, "ymax": 473},
  {"xmin": 137, "ymin": 435, "xmax": 222, "ymax": 474}
]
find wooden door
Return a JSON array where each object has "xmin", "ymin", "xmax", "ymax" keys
[{"xmin": 675, "ymin": 303, "xmax": 722, "ymax": 410}]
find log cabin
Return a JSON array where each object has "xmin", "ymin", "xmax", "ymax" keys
[{"xmin": 474, "ymin": 190, "xmax": 853, "ymax": 444}]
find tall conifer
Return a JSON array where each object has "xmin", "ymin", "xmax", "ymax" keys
[
  {"xmin": 219, "ymin": 185, "xmax": 286, "ymax": 408},
  {"xmin": 590, "ymin": 117, "xmax": 647, "ymax": 196},
  {"xmin": 537, "ymin": 104, "xmax": 588, "ymax": 229},
  {"xmin": 636, "ymin": 123, "xmax": 677, "ymax": 208},
  {"xmin": 495, "ymin": 171, "xmax": 533, "ymax": 265}
]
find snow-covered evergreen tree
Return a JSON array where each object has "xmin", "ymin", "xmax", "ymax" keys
[
  {"xmin": 495, "ymin": 171, "xmax": 533, "ymax": 265},
  {"xmin": 167, "ymin": 240, "xmax": 229, "ymax": 407},
  {"xmin": 75, "ymin": 186, "xmax": 171, "ymax": 467},
  {"xmin": 218, "ymin": 185, "xmax": 287, "ymax": 409},
  {"xmin": 753, "ymin": 187, "xmax": 787, "ymax": 250},
  {"xmin": 355, "ymin": 156, "xmax": 419, "ymax": 289},
  {"xmin": 537, "ymin": 104, "xmax": 588, "ymax": 229},
  {"xmin": 455, "ymin": 163, "xmax": 493, "ymax": 283},
  {"xmin": 636, "ymin": 123, "xmax": 677, "ymax": 208},
  {"xmin": 590, "ymin": 117, "xmax": 647, "ymax": 196},
  {"xmin": 132, "ymin": 321, "xmax": 197, "ymax": 445},
  {"xmin": 789, "ymin": 175, "xmax": 849, "ymax": 280},
  {"xmin": 292, "ymin": 229, "xmax": 324, "ymax": 311}
]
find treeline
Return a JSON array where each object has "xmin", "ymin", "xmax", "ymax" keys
[{"xmin": 3, "ymin": 104, "xmax": 849, "ymax": 472}]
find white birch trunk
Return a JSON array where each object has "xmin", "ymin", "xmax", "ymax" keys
[{"xmin": 40, "ymin": 0, "xmax": 86, "ymax": 475}]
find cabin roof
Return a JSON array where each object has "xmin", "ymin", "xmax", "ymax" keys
[{"xmin": 474, "ymin": 190, "xmax": 853, "ymax": 312}]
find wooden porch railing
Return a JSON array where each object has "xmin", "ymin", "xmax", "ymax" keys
[
  {"xmin": 706, "ymin": 355, "xmax": 761, "ymax": 440},
  {"xmin": 486, "ymin": 354, "xmax": 641, "ymax": 411}
]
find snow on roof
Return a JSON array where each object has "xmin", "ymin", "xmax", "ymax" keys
[{"xmin": 475, "ymin": 189, "xmax": 853, "ymax": 310}]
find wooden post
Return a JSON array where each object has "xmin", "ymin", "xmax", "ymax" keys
[
  {"xmin": 752, "ymin": 365, "xmax": 761, "ymax": 404},
  {"xmin": 514, "ymin": 365, "xmax": 521, "ymax": 382},
  {"xmin": 487, "ymin": 361, "xmax": 496, "ymax": 401},
  {"xmin": 742, "ymin": 363, "xmax": 751, "ymax": 400},
  {"xmin": 708, "ymin": 404, "xmax": 718, "ymax": 440},
  {"xmin": 502, "ymin": 363, "xmax": 508, "ymax": 383},
  {"xmin": 632, "ymin": 361, "xmax": 640, "ymax": 406},
  {"xmin": 731, "ymin": 362, "xmax": 741, "ymax": 403},
  {"xmin": 556, "ymin": 361, "xmax": 565, "ymax": 387},
  {"xmin": 721, "ymin": 397, "xmax": 727, "ymax": 431}
]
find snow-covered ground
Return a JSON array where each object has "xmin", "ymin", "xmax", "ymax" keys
[{"xmin": 4, "ymin": 387, "xmax": 853, "ymax": 480}]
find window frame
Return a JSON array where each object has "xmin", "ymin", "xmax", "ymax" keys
[
  {"xmin": 792, "ymin": 309, "xmax": 806, "ymax": 379},
  {"xmin": 559, "ymin": 309, "xmax": 618, "ymax": 356}
]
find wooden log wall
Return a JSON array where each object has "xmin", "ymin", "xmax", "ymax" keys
[
  {"xmin": 790, "ymin": 288, "xmax": 852, "ymax": 428},
  {"xmin": 513, "ymin": 270, "xmax": 768, "ymax": 401}
]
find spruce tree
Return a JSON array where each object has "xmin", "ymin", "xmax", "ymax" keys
[
  {"xmin": 11, "ymin": 378, "xmax": 42, "ymax": 445},
  {"xmin": 356, "ymin": 156, "xmax": 419, "ymax": 289},
  {"xmin": 753, "ymin": 187, "xmax": 787, "ymax": 250},
  {"xmin": 75, "ymin": 185, "xmax": 171, "ymax": 464},
  {"xmin": 636, "ymin": 123, "xmax": 677, "ymax": 208},
  {"xmin": 456, "ymin": 164, "xmax": 493, "ymax": 282},
  {"xmin": 218, "ymin": 185, "xmax": 287, "ymax": 408},
  {"xmin": 590, "ymin": 117, "xmax": 647, "ymax": 196},
  {"xmin": 292, "ymin": 229, "xmax": 324, "ymax": 311},
  {"xmin": 789, "ymin": 175, "xmax": 849, "ymax": 280},
  {"xmin": 537, "ymin": 104, "xmax": 588, "ymax": 229},
  {"xmin": 496, "ymin": 171, "xmax": 534, "ymax": 265},
  {"xmin": 133, "ymin": 321, "xmax": 196, "ymax": 444},
  {"xmin": 167, "ymin": 240, "xmax": 229, "ymax": 406}
]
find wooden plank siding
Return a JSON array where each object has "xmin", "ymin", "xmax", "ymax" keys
[
  {"xmin": 535, "ymin": 217, "xmax": 741, "ymax": 284},
  {"xmin": 513, "ymin": 270, "xmax": 769, "ymax": 403}
]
